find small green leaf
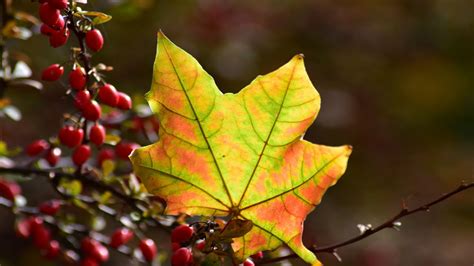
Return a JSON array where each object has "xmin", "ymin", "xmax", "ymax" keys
[
  {"xmin": 60, "ymin": 179, "xmax": 82, "ymax": 196},
  {"xmin": 104, "ymin": 134, "xmax": 121, "ymax": 145},
  {"xmin": 75, "ymin": 11, "xmax": 112, "ymax": 25},
  {"xmin": 102, "ymin": 160, "xmax": 116, "ymax": 177}
]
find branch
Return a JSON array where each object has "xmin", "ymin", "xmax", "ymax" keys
[
  {"xmin": 257, "ymin": 181, "xmax": 474, "ymax": 265},
  {"xmin": 0, "ymin": 166, "xmax": 169, "ymax": 231}
]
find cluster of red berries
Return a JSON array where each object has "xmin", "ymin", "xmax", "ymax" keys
[
  {"xmin": 79, "ymin": 229, "xmax": 156, "ymax": 265},
  {"xmin": 31, "ymin": 0, "xmax": 139, "ymax": 169},
  {"xmin": 16, "ymin": 215, "xmax": 61, "ymax": 260},
  {"xmin": 38, "ymin": 0, "xmax": 104, "ymax": 50},
  {"xmin": 168, "ymin": 223, "xmax": 264, "ymax": 266}
]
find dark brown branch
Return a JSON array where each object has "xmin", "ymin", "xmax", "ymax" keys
[{"xmin": 257, "ymin": 181, "xmax": 474, "ymax": 265}]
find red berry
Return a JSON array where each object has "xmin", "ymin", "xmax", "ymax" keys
[
  {"xmin": 98, "ymin": 84, "xmax": 118, "ymax": 107},
  {"xmin": 195, "ymin": 240, "xmax": 205, "ymax": 251},
  {"xmin": 81, "ymin": 237, "xmax": 108, "ymax": 263},
  {"xmin": 33, "ymin": 225, "xmax": 51, "ymax": 249},
  {"xmin": 116, "ymin": 92, "xmax": 132, "ymax": 110},
  {"xmin": 40, "ymin": 24, "xmax": 56, "ymax": 36},
  {"xmin": 51, "ymin": 15, "xmax": 65, "ymax": 30},
  {"xmin": 29, "ymin": 216, "xmax": 44, "ymax": 232},
  {"xmin": 109, "ymin": 228, "xmax": 134, "ymax": 248},
  {"xmin": 171, "ymin": 224, "xmax": 194, "ymax": 244},
  {"xmin": 139, "ymin": 238, "xmax": 157, "ymax": 262},
  {"xmin": 72, "ymin": 144, "xmax": 91, "ymax": 166},
  {"xmin": 82, "ymin": 100, "xmax": 102, "ymax": 121},
  {"xmin": 59, "ymin": 126, "xmax": 84, "ymax": 148},
  {"xmin": 39, "ymin": 199, "xmax": 62, "ymax": 216},
  {"xmin": 172, "ymin": 242, "xmax": 181, "ymax": 252},
  {"xmin": 74, "ymin": 90, "xmax": 91, "ymax": 110},
  {"xmin": 85, "ymin": 29, "xmax": 104, "ymax": 52},
  {"xmin": 69, "ymin": 67, "xmax": 86, "ymax": 90},
  {"xmin": 15, "ymin": 218, "xmax": 32, "ymax": 239},
  {"xmin": 41, "ymin": 64, "xmax": 64, "ymax": 81},
  {"xmin": 26, "ymin": 139, "xmax": 50, "ymax": 156},
  {"xmin": 43, "ymin": 240, "xmax": 60, "ymax": 260},
  {"xmin": 81, "ymin": 257, "xmax": 99, "ymax": 266},
  {"xmin": 45, "ymin": 147, "xmax": 61, "ymax": 167},
  {"xmin": 243, "ymin": 258, "xmax": 255, "ymax": 266},
  {"xmin": 115, "ymin": 142, "xmax": 139, "ymax": 160},
  {"xmin": 89, "ymin": 124, "xmax": 106, "ymax": 146},
  {"xmin": 251, "ymin": 251, "xmax": 263, "ymax": 260},
  {"xmin": 97, "ymin": 148, "xmax": 115, "ymax": 167},
  {"xmin": 81, "ymin": 237, "xmax": 96, "ymax": 254},
  {"xmin": 171, "ymin": 247, "xmax": 193, "ymax": 266},
  {"xmin": 90, "ymin": 243, "xmax": 109, "ymax": 262},
  {"xmin": 49, "ymin": 0, "xmax": 68, "ymax": 10},
  {"xmin": 39, "ymin": 3, "xmax": 60, "ymax": 27},
  {"xmin": 49, "ymin": 27, "xmax": 69, "ymax": 48},
  {"xmin": 0, "ymin": 180, "xmax": 21, "ymax": 200}
]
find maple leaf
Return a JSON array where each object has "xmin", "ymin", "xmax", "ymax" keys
[{"xmin": 130, "ymin": 32, "xmax": 351, "ymax": 265}]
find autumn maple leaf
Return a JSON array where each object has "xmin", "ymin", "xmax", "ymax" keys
[{"xmin": 130, "ymin": 31, "xmax": 351, "ymax": 265}]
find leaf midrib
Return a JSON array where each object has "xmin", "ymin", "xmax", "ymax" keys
[
  {"xmin": 236, "ymin": 61, "xmax": 298, "ymax": 207},
  {"xmin": 161, "ymin": 43, "xmax": 234, "ymax": 209}
]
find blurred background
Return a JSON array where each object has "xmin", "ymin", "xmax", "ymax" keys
[{"xmin": 1, "ymin": 0, "xmax": 473, "ymax": 265}]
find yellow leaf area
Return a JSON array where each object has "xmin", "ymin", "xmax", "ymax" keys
[{"xmin": 130, "ymin": 31, "xmax": 351, "ymax": 265}]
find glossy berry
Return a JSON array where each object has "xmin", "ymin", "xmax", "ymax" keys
[
  {"xmin": 90, "ymin": 124, "xmax": 106, "ymax": 146},
  {"xmin": 97, "ymin": 84, "xmax": 118, "ymax": 107},
  {"xmin": 82, "ymin": 100, "xmax": 102, "ymax": 121},
  {"xmin": 91, "ymin": 243, "xmax": 109, "ymax": 262},
  {"xmin": 59, "ymin": 126, "xmax": 84, "ymax": 148},
  {"xmin": 39, "ymin": 3, "xmax": 60, "ymax": 27},
  {"xmin": 97, "ymin": 148, "xmax": 115, "ymax": 167},
  {"xmin": 49, "ymin": 0, "xmax": 68, "ymax": 10},
  {"xmin": 74, "ymin": 90, "xmax": 91, "ymax": 110},
  {"xmin": 51, "ymin": 15, "xmax": 65, "ymax": 30},
  {"xmin": 171, "ymin": 224, "xmax": 194, "ymax": 244},
  {"xmin": 43, "ymin": 240, "xmax": 60, "ymax": 260},
  {"xmin": 195, "ymin": 240, "xmax": 205, "ymax": 251},
  {"xmin": 115, "ymin": 142, "xmax": 139, "ymax": 160},
  {"xmin": 29, "ymin": 216, "xmax": 44, "ymax": 232},
  {"xmin": 26, "ymin": 139, "xmax": 50, "ymax": 156},
  {"xmin": 33, "ymin": 225, "xmax": 51, "ymax": 249},
  {"xmin": 69, "ymin": 67, "xmax": 86, "ymax": 90},
  {"xmin": 81, "ymin": 257, "xmax": 99, "ymax": 266},
  {"xmin": 41, "ymin": 64, "xmax": 64, "ymax": 81},
  {"xmin": 0, "ymin": 179, "xmax": 21, "ymax": 200},
  {"xmin": 171, "ymin": 247, "xmax": 193, "ymax": 266},
  {"xmin": 243, "ymin": 259, "xmax": 255, "ymax": 266},
  {"xmin": 85, "ymin": 29, "xmax": 104, "ymax": 52},
  {"xmin": 81, "ymin": 237, "xmax": 109, "ymax": 263},
  {"xmin": 139, "ymin": 238, "xmax": 157, "ymax": 262},
  {"xmin": 45, "ymin": 147, "xmax": 61, "ymax": 167},
  {"xmin": 251, "ymin": 251, "xmax": 263, "ymax": 260},
  {"xmin": 109, "ymin": 228, "xmax": 134, "ymax": 248},
  {"xmin": 49, "ymin": 27, "xmax": 69, "ymax": 48},
  {"xmin": 72, "ymin": 144, "xmax": 91, "ymax": 166},
  {"xmin": 15, "ymin": 218, "xmax": 32, "ymax": 239},
  {"xmin": 116, "ymin": 92, "xmax": 132, "ymax": 110},
  {"xmin": 40, "ymin": 24, "xmax": 56, "ymax": 36},
  {"xmin": 39, "ymin": 199, "xmax": 62, "ymax": 216}
]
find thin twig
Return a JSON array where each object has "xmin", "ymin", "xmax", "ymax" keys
[
  {"xmin": 257, "ymin": 181, "xmax": 474, "ymax": 265},
  {"xmin": 0, "ymin": 166, "xmax": 169, "ymax": 232}
]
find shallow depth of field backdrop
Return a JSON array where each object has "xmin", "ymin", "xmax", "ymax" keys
[{"xmin": 2, "ymin": 0, "xmax": 474, "ymax": 265}]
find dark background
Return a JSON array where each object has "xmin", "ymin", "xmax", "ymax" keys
[{"xmin": 1, "ymin": 0, "xmax": 473, "ymax": 265}]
